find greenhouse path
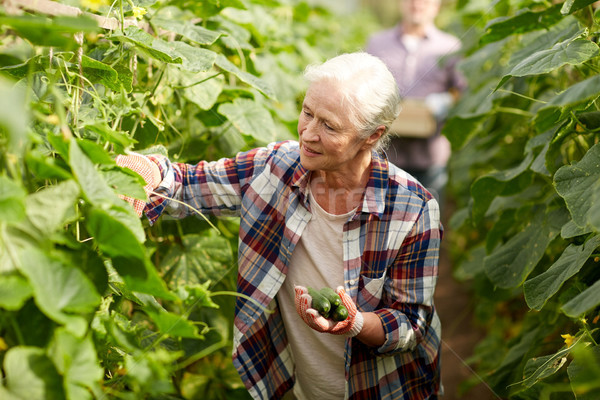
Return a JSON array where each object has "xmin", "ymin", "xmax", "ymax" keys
[{"xmin": 435, "ymin": 242, "xmax": 499, "ymax": 400}]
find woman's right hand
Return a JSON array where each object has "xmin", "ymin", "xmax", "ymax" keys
[{"xmin": 115, "ymin": 153, "xmax": 161, "ymax": 216}]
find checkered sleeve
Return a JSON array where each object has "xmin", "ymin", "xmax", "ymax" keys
[
  {"xmin": 143, "ymin": 147, "xmax": 269, "ymax": 224},
  {"xmin": 374, "ymin": 195, "xmax": 442, "ymax": 355}
]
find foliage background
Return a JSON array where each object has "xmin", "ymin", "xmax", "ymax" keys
[{"xmin": 2, "ymin": 0, "xmax": 600, "ymax": 399}]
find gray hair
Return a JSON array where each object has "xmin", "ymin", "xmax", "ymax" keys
[{"xmin": 303, "ymin": 52, "xmax": 401, "ymax": 152}]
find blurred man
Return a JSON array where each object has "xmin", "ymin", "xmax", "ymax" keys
[{"xmin": 366, "ymin": 0, "xmax": 466, "ymax": 207}]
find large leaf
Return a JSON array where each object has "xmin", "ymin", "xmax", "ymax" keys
[
  {"xmin": 562, "ymin": 278, "xmax": 600, "ymax": 317},
  {"xmin": 217, "ymin": 98, "xmax": 277, "ymax": 144},
  {"xmin": 567, "ymin": 345, "xmax": 600, "ymax": 400},
  {"xmin": 86, "ymin": 207, "xmax": 175, "ymax": 300},
  {"xmin": 144, "ymin": 308, "xmax": 203, "ymax": 338},
  {"xmin": 561, "ymin": 0, "xmax": 599, "ymax": 15},
  {"xmin": 480, "ymin": 4, "xmax": 563, "ymax": 45},
  {"xmin": 161, "ymin": 233, "xmax": 233, "ymax": 287},
  {"xmin": 25, "ymin": 180, "xmax": 79, "ymax": 235},
  {"xmin": 113, "ymin": 27, "xmax": 217, "ymax": 72},
  {"xmin": 152, "ymin": 17, "xmax": 223, "ymax": 45},
  {"xmin": 0, "ymin": 274, "xmax": 33, "ymax": 310},
  {"xmin": 181, "ymin": 70, "xmax": 224, "ymax": 110},
  {"xmin": 3, "ymin": 346, "xmax": 65, "ymax": 400},
  {"xmin": 215, "ymin": 54, "xmax": 275, "ymax": 98},
  {"xmin": 0, "ymin": 175, "xmax": 26, "ymax": 223},
  {"xmin": 0, "ymin": 77, "xmax": 29, "ymax": 156},
  {"xmin": 470, "ymin": 151, "xmax": 534, "ymax": 222},
  {"xmin": 484, "ymin": 207, "xmax": 568, "ymax": 289},
  {"xmin": 533, "ymin": 74, "xmax": 600, "ymax": 133},
  {"xmin": 81, "ymin": 55, "xmax": 121, "ymax": 92},
  {"xmin": 69, "ymin": 139, "xmax": 121, "ymax": 206},
  {"xmin": 18, "ymin": 248, "xmax": 101, "ymax": 337},
  {"xmin": 524, "ymin": 235, "xmax": 600, "ymax": 310},
  {"xmin": 496, "ymin": 38, "xmax": 599, "ymax": 90},
  {"xmin": 0, "ymin": 15, "xmax": 98, "ymax": 49},
  {"xmin": 554, "ymin": 143, "xmax": 600, "ymax": 229},
  {"xmin": 48, "ymin": 329, "xmax": 103, "ymax": 400}
]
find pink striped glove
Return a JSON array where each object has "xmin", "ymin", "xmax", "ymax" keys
[
  {"xmin": 294, "ymin": 285, "xmax": 364, "ymax": 337},
  {"xmin": 115, "ymin": 153, "xmax": 161, "ymax": 217}
]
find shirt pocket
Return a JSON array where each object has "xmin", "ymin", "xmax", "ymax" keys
[{"xmin": 357, "ymin": 270, "xmax": 387, "ymax": 312}]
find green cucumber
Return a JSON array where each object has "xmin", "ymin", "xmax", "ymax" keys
[
  {"xmin": 308, "ymin": 287, "xmax": 331, "ymax": 317},
  {"xmin": 331, "ymin": 304, "xmax": 349, "ymax": 321},
  {"xmin": 319, "ymin": 287, "xmax": 341, "ymax": 308}
]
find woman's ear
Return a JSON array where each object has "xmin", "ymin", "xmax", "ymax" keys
[{"xmin": 364, "ymin": 125, "xmax": 386, "ymax": 147}]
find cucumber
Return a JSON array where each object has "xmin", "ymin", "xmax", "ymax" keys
[
  {"xmin": 308, "ymin": 287, "xmax": 331, "ymax": 317},
  {"xmin": 331, "ymin": 304, "xmax": 349, "ymax": 321},
  {"xmin": 319, "ymin": 287, "xmax": 341, "ymax": 308}
]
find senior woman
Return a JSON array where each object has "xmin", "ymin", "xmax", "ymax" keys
[{"xmin": 117, "ymin": 52, "xmax": 442, "ymax": 399}]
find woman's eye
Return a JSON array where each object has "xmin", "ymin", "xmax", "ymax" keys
[
  {"xmin": 303, "ymin": 110, "xmax": 313, "ymax": 118},
  {"xmin": 324, "ymin": 122, "xmax": 334, "ymax": 130}
]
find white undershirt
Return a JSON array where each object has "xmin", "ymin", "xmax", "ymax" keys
[{"xmin": 276, "ymin": 189, "xmax": 356, "ymax": 400}]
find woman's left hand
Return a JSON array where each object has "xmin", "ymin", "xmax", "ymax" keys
[{"xmin": 294, "ymin": 285, "xmax": 364, "ymax": 337}]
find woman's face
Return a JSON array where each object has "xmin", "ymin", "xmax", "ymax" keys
[{"xmin": 297, "ymin": 79, "xmax": 372, "ymax": 174}]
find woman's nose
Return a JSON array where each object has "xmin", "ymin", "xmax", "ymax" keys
[{"xmin": 300, "ymin": 119, "xmax": 319, "ymax": 141}]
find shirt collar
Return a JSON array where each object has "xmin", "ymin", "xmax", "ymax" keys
[
  {"xmin": 291, "ymin": 150, "xmax": 389, "ymax": 218},
  {"xmin": 395, "ymin": 23, "xmax": 437, "ymax": 41}
]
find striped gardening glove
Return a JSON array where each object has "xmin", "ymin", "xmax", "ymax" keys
[
  {"xmin": 294, "ymin": 285, "xmax": 364, "ymax": 337},
  {"xmin": 115, "ymin": 153, "xmax": 161, "ymax": 217}
]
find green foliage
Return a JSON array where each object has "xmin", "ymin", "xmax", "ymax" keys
[
  {"xmin": 0, "ymin": 0, "xmax": 377, "ymax": 398},
  {"xmin": 447, "ymin": 0, "xmax": 600, "ymax": 398}
]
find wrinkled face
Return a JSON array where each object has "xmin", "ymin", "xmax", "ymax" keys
[
  {"xmin": 400, "ymin": 0, "xmax": 440, "ymax": 27},
  {"xmin": 297, "ymin": 80, "xmax": 369, "ymax": 173}
]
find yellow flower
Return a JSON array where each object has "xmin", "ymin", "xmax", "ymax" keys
[
  {"xmin": 81, "ymin": 0, "xmax": 110, "ymax": 11},
  {"xmin": 132, "ymin": 6, "xmax": 147, "ymax": 19},
  {"xmin": 0, "ymin": 337, "xmax": 7, "ymax": 351},
  {"xmin": 561, "ymin": 334, "xmax": 575, "ymax": 347}
]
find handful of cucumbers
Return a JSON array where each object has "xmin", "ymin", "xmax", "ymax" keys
[{"xmin": 307, "ymin": 287, "xmax": 349, "ymax": 321}]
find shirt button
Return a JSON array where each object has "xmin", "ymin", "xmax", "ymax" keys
[{"xmin": 349, "ymin": 279, "xmax": 356, "ymax": 285}]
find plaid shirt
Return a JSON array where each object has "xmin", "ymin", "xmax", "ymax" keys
[{"xmin": 146, "ymin": 141, "xmax": 442, "ymax": 399}]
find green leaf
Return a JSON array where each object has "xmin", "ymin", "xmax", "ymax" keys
[
  {"xmin": 515, "ymin": 350, "xmax": 570, "ymax": 388},
  {"xmin": 0, "ymin": 77, "xmax": 29, "ymax": 156},
  {"xmin": 86, "ymin": 207, "xmax": 176, "ymax": 300},
  {"xmin": 562, "ymin": 278, "xmax": 600, "ymax": 317},
  {"xmin": 215, "ymin": 54, "xmax": 275, "ymax": 98},
  {"xmin": 48, "ymin": 329, "xmax": 103, "ymax": 400},
  {"xmin": 144, "ymin": 308, "xmax": 203, "ymax": 338},
  {"xmin": 25, "ymin": 180, "xmax": 79, "ymax": 235},
  {"xmin": 554, "ymin": 143, "xmax": 600, "ymax": 229},
  {"xmin": 81, "ymin": 55, "xmax": 120, "ymax": 92},
  {"xmin": 161, "ymin": 41, "xmax": 217, "ymax": 72},
  {"xmin": 217, "ymin": 98, "xmax": 277, "ymax": 144},
  {"xmin": 84, "ymin": 123, "xmax": 137, "ymax": 154},
  {"xmin": 180, "ymin": 70, "xmax": 224, "ymax": 110},
  {"xmin": 497, "ymin": 38, "xmax": 599, "ymax": 90},
  {"xmin": 3, "ymin": 346, "xmax": 66, "ymax": 400},
  {"xmin": 567, "ymin": 345, "xmax": 600, "ymax": 400},
  {"xmin": 561, "ymin": 0, "xmax": 598, "ymax": 15},
  {"xmin": 480, "ymin": 4, "xmax": 563, "ymax": 45},
  {"xmin": 152, "ymin": 17, "xmax": 223, "ymax": 45},
  {"xmin": 533, "ymin": 75, "xmax": 600, "ymax": 133},
  {"xmin": 85, "ymin": 206, "xmax": 146, "ymax": 258},
  {"xmin": 470, "ymin": 151, "xmax": 534, "ymax": 222},
  {"xmin": 0, "ymin": 175, "xmax": 26, "ymax": 223},
  {"xmin": 112, "ymin": 27, "xmax": 183, "ymax": 64},
  {"xmin": 524, "ymin": 235, "xmax": 600, "ymax": 310},
  {"xmin": 0, "ymin": 15, "xmax": 98, "ymax": 49},
  {"xmin": 69, "ymin": 138, "xmax": 121, "ymax": 206},
  {"xmin": 25, "ymin": 150, "xmax": 72, "ymax": 180},
  {"xmin": 0, "ymin": 274, "xmax": 33, "ymax": 310},
  {"xmin": 484, "ymin": 207, "xmax": 567, "ymax": 289},
  {"xmin": 103, "ymin": 168, "xmax": 147, "ymax": 201},
  {"xmin": 161, "ymin": 233, "xmax": 233, "ymax": 287},
  {"xmin": 18, "ymin": 247, "xmax": 101, "ymax": 337}
]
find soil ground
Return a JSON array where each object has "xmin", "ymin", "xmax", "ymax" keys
[{"xmin": 435, "ymin": 242, "xmax": 500, "ymax": 400}]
